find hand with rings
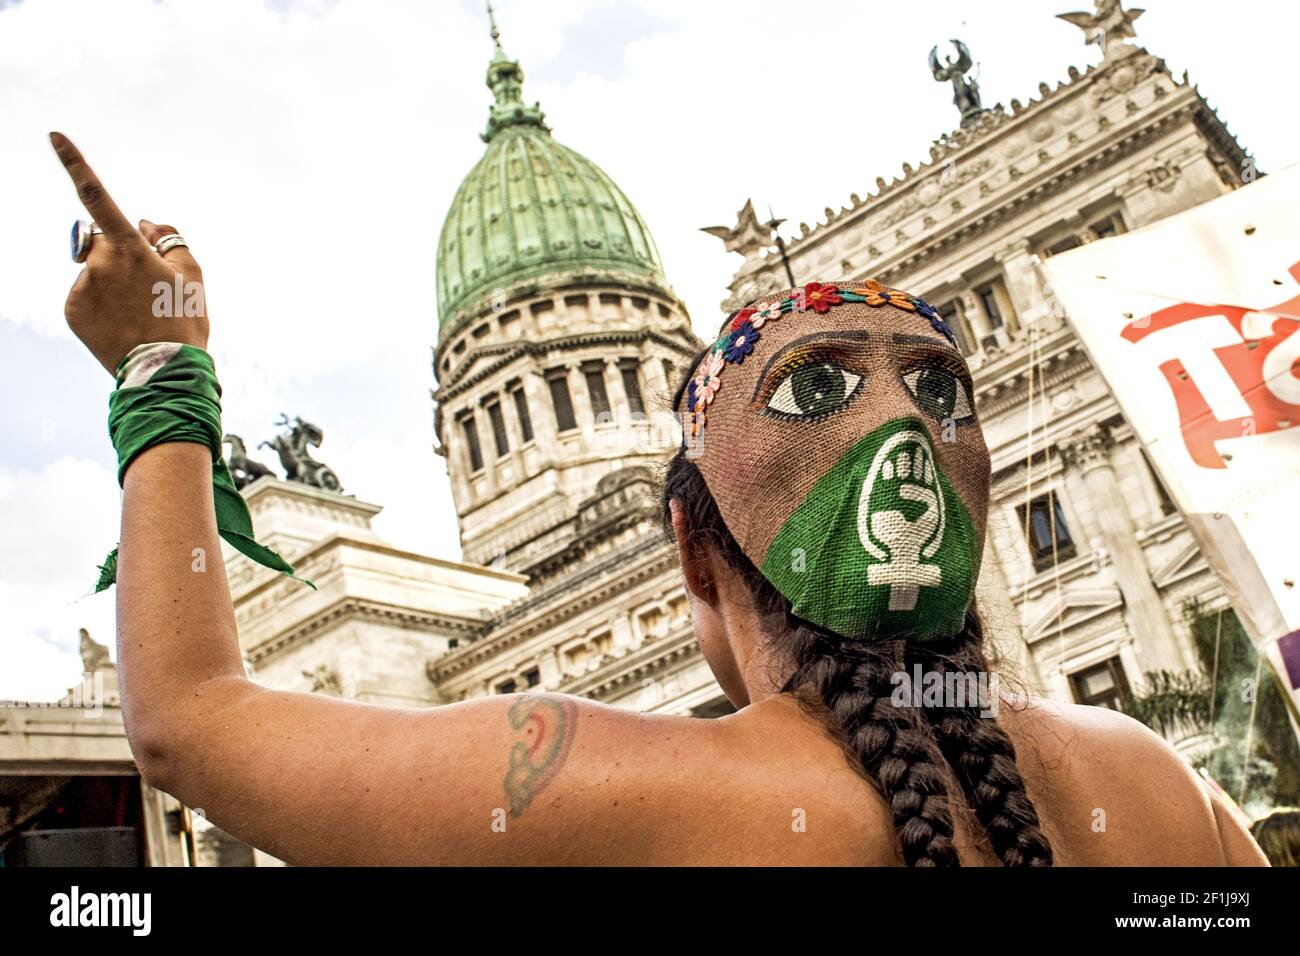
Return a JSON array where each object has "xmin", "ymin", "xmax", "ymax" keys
[{"xmin": 51, "ymin": 132, "xmax": 209, "ymax": 376}]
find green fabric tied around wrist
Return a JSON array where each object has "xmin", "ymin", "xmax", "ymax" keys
[{"xmin": 95, "ymin": 343, "xmax": 315, "ymax": 594}]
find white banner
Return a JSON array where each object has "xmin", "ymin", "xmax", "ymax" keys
[{"xmin": 1041, "ymin": 165, "xmax": 1300, "ymax": 710}]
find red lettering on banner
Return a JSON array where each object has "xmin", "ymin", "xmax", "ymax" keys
[{"xmin": 1122, "ymin": 260, "xmax": 1300, "ymax": 468}]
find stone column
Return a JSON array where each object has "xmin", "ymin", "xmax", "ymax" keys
[
  {"xmin": 525, "ymin": 368, "xmax": 559, "ymax": 465},
  {"xmin": 1117, "ymin": 177, "xmax": 1165, "ymax": 231},
  {"xmin": 1060, "ymin": 466, "xmax": 1104, "ymax": 553},
  {"xmin": 976, "ymin": 511, "xmax": 1045, "ymax": 693},
  {"xmin": 649, "ymin": 347, "xmax": 675, "ymax": 398},
  {"xmin": 960, "ymin": 290, "xmax": 990, "ymax": 340},
  {"xmin": 538, "ymin": 646, "xmax": 562, "ymax": 688},
  {"xmin": 995, "ymin": 239, "xmax": 1041, "ymax": 331},
  {"xmin": 475, "ymin": 396, "xmax": 501, "ymax": 497},
  {"xmin": 1059, "ymin": 424, "xmax": 1187, "ymax": 672},
  {"xmin": 610, "ymin": 612, "xmax": 635, "ymax": 653},
  {"xmin": 497, "ymin": 380, "xmax": 529, "ymax": 488},
  {"xmin": 1117, "ymin": 437, "xmax": 1167, "ymax": 528},
  {"xmin": 491, "ymin": 382, "xmax": 520, "ymax": 451},
  {"xmin": 1059, "ymin": 213, "xmax": 1091, "ymax": 246},
  {"xmin": 571, "ymin": 362, "xmax": 596, "ymax": 432}
]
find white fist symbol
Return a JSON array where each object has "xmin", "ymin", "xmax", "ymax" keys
[{"xmin": 858, "ymin": 433, "xmax": 946, "ymax": 611}]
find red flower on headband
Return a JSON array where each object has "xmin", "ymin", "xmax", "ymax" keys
[
  {"xmin": 730, "ymin": 307, "xmax": 757, "ymax": 331},
  {"xmin": 795, "ymin": 282, "xmax": 842, "ymax": 313}
]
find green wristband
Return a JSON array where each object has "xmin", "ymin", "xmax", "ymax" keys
[{"xmin": 95, "ymin": 343, "xmax": 314, "ymax": 594}]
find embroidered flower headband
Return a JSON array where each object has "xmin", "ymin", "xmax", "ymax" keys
[{"xmin": 685, "ymin": 280, "xmax": 957, "ymax": 440}]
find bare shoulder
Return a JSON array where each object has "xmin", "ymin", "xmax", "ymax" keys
[
  {"xmin": 485, "ymin": 692, "xmax": 898, "ymax": 865},
  {"xmin": 994, "ymin": 696, "xmax": 1255, "ymax": 865},
  {"xmin": 996, "ymin": 694, "xmax": 1184, "ymax": 775}
]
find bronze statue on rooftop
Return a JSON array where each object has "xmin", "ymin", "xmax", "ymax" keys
[
  {"xmin": 261, "ymin": 415, "xmax": 342, "ymax": 492},
  {"xmin": 224, "ymin": 433, "xmax": 275, "ymax": 490},
  {"xmin": 930, "ymin": 39, "xmax": 984, "ymax": 128}
]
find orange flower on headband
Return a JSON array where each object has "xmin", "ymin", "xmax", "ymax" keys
[
  {"xmin": 688, "ymin": 408, "xmax": 705, "ymax": 437},
  {"xmin": 860, "ymin": 285, "xmax": 913, "ymax": 310}
]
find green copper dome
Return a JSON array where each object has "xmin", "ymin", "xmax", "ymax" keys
[{"xmin": 436, "ymin": 34, "xmax": 672, "ymax": 338}]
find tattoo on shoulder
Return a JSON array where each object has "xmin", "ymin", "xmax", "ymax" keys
[{"xmin": 504, "ymin": 694, "xmax": 579, "ymax": 817}]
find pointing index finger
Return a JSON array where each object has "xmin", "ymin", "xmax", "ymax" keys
[{"xmin": 49, "ymin": 132, "xmax": 136, "ymax": 241}]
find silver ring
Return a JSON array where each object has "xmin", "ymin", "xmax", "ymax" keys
[
  {"xmin": 70, "ymin": 220, "xmax": 103, "ymax": 263},
  {"xmin": 153, "ymin": 234, "xmax": 189, "ymax": 256}
]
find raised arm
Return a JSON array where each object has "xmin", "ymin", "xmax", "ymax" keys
[
  {"xmin": 121, "ymin": 446, "xmax": 706, "ymax": 866},
  {"xmin": 50, "ymin": 133, "xmax": 706, "ymax": 865}
]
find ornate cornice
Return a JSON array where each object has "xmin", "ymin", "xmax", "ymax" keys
[
  {"xmin": 232, "ymin": 529, "xmax": 524, "ymax": 606},
  {"xmin": 876, "ymin": 103, "xmax": 1194, "ymax": 282},
  {"xmin": 776, "ymin": 46, "xmax": 1194, "ymax": 251},
  {"xmin": 972, "ymin": 329, "xmax": 1091, "ymax": 417},
  {"xmin": 435, "ymin": 327, "xmax": 699, "ymax": 403},
  {"xmin": 730, "ymin": 80, "xmax": 1210, "ymax": 305},
  {"xmin": 519, "ymin": 499, "xmax": 657, "ymax": 584},
  {"xmin": 246, "ymin": 596, "xmax": 485, "ymax": 666},
  {"xmin": 428, "ymin": 534, "xmax": 677, "ymax": 682},
  {"xmin": 559, "ymin": 627, "xmax": 699, "ymax": 701}
]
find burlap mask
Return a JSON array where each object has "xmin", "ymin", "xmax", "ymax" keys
[{"xmin": 680, "ymin": 281, "xmax": 990, "ymax": 641}]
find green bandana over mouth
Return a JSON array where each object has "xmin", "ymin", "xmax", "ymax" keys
[
  {"xmin": 94, "ymin": 342, "xmax": 313, "ymax": 594},
  {"xmin": 760, "ymin": 417, "xmax": 979, "ymax": 641}
]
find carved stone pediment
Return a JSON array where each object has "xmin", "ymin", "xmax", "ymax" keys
[{"xmin": 1026, "ymin": 587, "xmax": 1123, "ymax": 642}]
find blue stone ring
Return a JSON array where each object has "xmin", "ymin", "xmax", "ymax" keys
[{"xmin": 71, "ymin": 219, "xmax": 102, "ymax": 263}]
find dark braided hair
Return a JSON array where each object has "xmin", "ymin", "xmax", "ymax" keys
[
  {"xmin": 916, "ymin": 620, "xmax": 1054, "ymax": 866},
  {"xmin": 661, "ymin": 346, "xmax": 1053, "ymax": 867}
]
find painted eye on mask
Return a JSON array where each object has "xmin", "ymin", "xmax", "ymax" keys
[
  {"xmin": 766, "ymin": 362, "xmax": 864, "ymax": 420},
  {"xmin": 901, "ymin": 367, "xmax": 974, "ymax": 422}
]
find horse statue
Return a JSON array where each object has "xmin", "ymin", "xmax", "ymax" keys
[
  {"xmin": 929, "ymin": 39, "xmax": 983, "ymax": 127},
  {"xmin": 261, "ymin": 414, "xmax": 342, "ymax": 492},
  {"xmin": 224, "ymin": 433, "xmax": 276, "ymax": 490}
]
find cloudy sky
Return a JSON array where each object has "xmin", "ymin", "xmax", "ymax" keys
[{"xmin": 2, "ymin": 0, "xmax": 1297, "ymax": 700}]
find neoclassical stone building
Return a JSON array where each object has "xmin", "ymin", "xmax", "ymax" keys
[
  {"xmin": 229, "ymin": 2, "xmax": 1253, "ymax": 747},
  {"xmin": 224, "ymin": 21, "xmax": 723, "ymax": 753}
]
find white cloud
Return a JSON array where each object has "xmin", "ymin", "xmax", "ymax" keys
[
  {"xmin": 319, "ymin": 424, "xmax": 464, "ymax": 560},
  {"xmin": 0, "ymin": 631, "xmax": 87, "ymax": 703},
  {"xmin": 0, "ymin": 457, "xmax": 119, "ymax": 701}
]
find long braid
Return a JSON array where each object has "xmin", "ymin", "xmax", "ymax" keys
[
  {"xmin": 911, "ymin": 616, "xmax": 1054, "ymax": 866},
  {"xmin": 781, "ymin": 624, "xmax": 961, "ymax": 866}
]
